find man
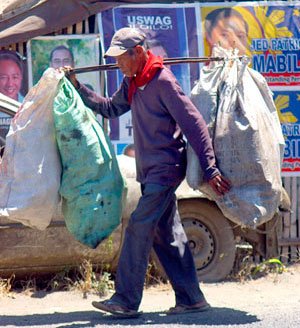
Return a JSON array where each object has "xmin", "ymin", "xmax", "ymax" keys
[
  {"xmin": 66, "ymin": 27, "xmax": 231, "ymax": 318},
  {"xmin": 49, "ymin": 45, "xmax": 75, "ymax": 70}
]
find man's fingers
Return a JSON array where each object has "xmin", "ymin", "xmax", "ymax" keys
[
  {"xmin": 208, "ymin": 175, "xmax": 232, "ymax": 195},
  {"xmin": 214, "ymin": 184, "xmax": 224, "ymax": 196},
  {"xmin": 214, "ymin": 181, "xmax": 226, "ymax": 195},
  {"xmin": 55, "ymin": 66, "xmax": 78, "ymax": 88},
  {"xmin": 218, "ymin": 177, "xmax": 231, "ymax": 191}
]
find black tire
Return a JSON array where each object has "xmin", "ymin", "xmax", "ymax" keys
[{"xmin": 179, "ymin": 198, "xmax": 236, "ymax": 282}]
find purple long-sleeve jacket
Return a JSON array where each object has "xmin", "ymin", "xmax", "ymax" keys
[{"xmin": 77, "ymin": 66, "xmax": 220, "ymax": 186}]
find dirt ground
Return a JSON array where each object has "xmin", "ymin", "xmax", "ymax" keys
[{"xmin": 0, "ymin": 262, "xmax": 300, "ymax": 327}]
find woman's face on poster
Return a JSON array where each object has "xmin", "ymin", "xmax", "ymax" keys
[
  {"xmin": 0, "ymin": 59, "xmax": 23, "ymax": 101},
  {"xmin": 207, "ymin": 16, "xmax": 248, "ymax": 55}
]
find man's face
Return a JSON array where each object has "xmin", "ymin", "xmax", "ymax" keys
[
  {"xmin": 207, "ymin": 16, "xmax": 248, "ymax": 55},
  {"xmin": 0, "ymin": 59, "xmax": 22, "ymax": 101},
  {"xmin": 50, "ymin": 49, "xmax": 74, "ymax": 69},
  {"xmin": 115, "ymin": 49, "xmax": 140, "ymax": 77}
]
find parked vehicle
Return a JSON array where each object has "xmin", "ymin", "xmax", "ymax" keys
[{"xmin": 0, "ymin": 94, "xmax": 290, "ymax": 282}]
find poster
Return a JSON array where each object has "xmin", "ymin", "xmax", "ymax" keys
[
  {"xmin": 200, "ymin": 2, "xmax": 300, "ymax": 176},
  {"xmin": 0, "ymin": 50, "xmax": 28, "ymax": 141},
  {"xmin": 201, "ymin": 3, "xmax": 300, "ymax": 87},
  {"xmin": 97, "ymin": 3, "xmax": 201, "ymax": 154},
  {"xmin": 27, "ymin": 35, "xmax": 101, "ymax": 94},
  {"xmin": 272, "ymin": 89, "xmax": 300, "ymax": 176}
]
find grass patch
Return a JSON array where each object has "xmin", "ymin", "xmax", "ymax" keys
[
  {"xmin": 0, "ymin": 261, "xmax": 114, "ymax": 298},
  {"xmin": 0, "ymin": 259, "xmax": 168, "ymax": 298},
  {"xmin": 228, "ymin": 242, "xmax": 287, "ymax": 282},
  {"xmin": 70, "ymin": 260, "xmax": 114, "ymax": 298},
  {"xmin": 252, "ymin": 258, "xmax": 286, "ymax": 277},
  {"xmin": 0, "ymin": 275, "xmax": 14, "ymax": 297}
]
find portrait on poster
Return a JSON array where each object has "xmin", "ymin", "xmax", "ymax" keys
[
  {"xmin": 201, "ymin": 5, "xmax": 300, "ymax": 87},
  {"xmin": 0, "ymin": 49, "xmax": 28, "ymax": 140},
  {"xmin": 27, "ymin": 35, "xmax": 101, "ymax": 94}
]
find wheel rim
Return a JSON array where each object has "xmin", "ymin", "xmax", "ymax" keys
[{"xmin": 182, "ymin": 218, "xmax": 215, "ymax": 270}]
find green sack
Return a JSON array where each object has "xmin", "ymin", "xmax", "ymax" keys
[{"xmin": 53, "ymin": 77, "xmax": 126, "ymax": 248}]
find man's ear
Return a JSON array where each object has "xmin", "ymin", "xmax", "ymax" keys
[{"xmin": 135, "ymin": 45, "xmax": 144, "ymax": 55}]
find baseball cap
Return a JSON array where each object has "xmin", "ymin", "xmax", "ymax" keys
[{"xmin": 104, "ymin": 27, "xmax": 146, "ymax": 58}]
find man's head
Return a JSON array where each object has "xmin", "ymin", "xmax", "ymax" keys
[
  {"xmin": 205, "ymin": 8, "xmax": 249, "ymax": 55},
  {"xmin": 49, "ymin": 45, "xmax": 74, "ymax": 69},
  {"xmin": 0, "ymin": 50, "xmax": 23, "ymax": 101},
  {"xmin": 123, "ymin": 143, "xmax": 135, "ymax": 157},
  {"xmin": 105, "ymin": 27, "xmax": 148, "ymax": 77},
  {"xmin": 105, "ymin": 27, "xmax": 146, "ymax": 57}
]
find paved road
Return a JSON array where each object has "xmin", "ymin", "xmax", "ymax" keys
[
  {"xmin": 0, "ymin": 307, "xmax": 281, "ymax": 328},
  {"xmin": 0, "ymin": 299, "xmax": 299, "ymax": 328},
  {"xmin": 1, "ymin": 265, "xmax": 300, "ymax": 328}
]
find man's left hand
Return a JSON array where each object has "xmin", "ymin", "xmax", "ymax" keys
[{"xmin": 208, "ymin": 174, "xmax": 231, "ymax": 196}]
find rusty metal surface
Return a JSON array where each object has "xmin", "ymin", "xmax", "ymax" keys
[
  {"xmin": 0, "ymin": 218, "xmax": 123, "ymax": 277},
  {"xmin": 0, "ymin": 169, "xmax": 203, "ymax": 278}
]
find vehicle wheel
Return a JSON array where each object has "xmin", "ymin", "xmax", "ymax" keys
[
  {"xmin": 179, "ymin": 198, "xmax": 236, "ymax": 282},
  {"xmin": 150, "ymin": 198, "xmax": 236, "ymax": 283}
]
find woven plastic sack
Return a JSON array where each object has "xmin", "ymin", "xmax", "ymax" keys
[
  {"xmin": 0, "ymin": 68, "xmax": 63, "ymax": 230},
  {"xmin": 53, "ymin": 77, "xmax": 126, "ymax": 248},
  {"xmin": 187, "ymin": 46, "xmax": 285, "ymax": 229}
]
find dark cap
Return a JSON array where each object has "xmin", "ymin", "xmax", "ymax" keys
[{"xmin": 104, "ymin": 27, "xmax": 146, "ymax": 58}]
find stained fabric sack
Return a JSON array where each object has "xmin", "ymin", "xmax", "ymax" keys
[
  {"xmin": 187, "ymin": 46, "xmax": 285, "ymax": 229},
  {"xmin": 53, "ymin": 77, "xmax": 126, "ymax": 248},
  {"xmin": 0, "ymin": 68, "xmax": 63, "ymax": 230}
]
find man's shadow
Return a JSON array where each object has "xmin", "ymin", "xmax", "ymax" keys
[{"xmin": 0, "ymin": 307, "xmax": 259, "ymax": 327}]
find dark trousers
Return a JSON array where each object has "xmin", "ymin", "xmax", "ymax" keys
[{"xmin": 110, "ymin": 183, "xmax": 205, "ymax": 310}]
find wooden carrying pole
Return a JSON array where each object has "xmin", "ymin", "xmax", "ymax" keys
[{"xmin": 68, "ymin": 56, "xmax": 224, "ymax": 74}]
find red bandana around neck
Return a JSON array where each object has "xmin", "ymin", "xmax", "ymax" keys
[{"xmin": 128, "ymin": 50, "xmax": 163, "ymax": 104}]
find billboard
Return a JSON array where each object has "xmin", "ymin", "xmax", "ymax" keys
[
  {"xmin": 0, "ymin": 50, "xmax": 27, "ymax": 141},
  {"xmin": 27, "ymin": 35, "xmax": 101, "ymax": 93},
  {"xmin": 200, "ymin": 2, "xmax": 300, "ymax": 176},
  {"xmin": 201, "ymin": 4, "xmax": 300, "ymax": 87}
]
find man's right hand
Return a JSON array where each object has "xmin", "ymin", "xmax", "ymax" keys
[{"xmin": 57, "ymin": 66, "xmax": 79, "ymax": 89}]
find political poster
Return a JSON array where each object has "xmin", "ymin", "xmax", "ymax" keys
[
  {"xmin": 0, "ymin": 50, "xmax": 27, "ymax": 141},
  {"xmin": 272, "ymin": 89, "xmax": 300, "ymax": 176},
  {"xmin": 201, "ymin": 4, "xmax": 300, "ymax": 87},
  {"xmin": 97, "ymin": 3, "xmax": 201, "ymax": 154},
  {"xmin": 27, "ymin": 35, "xmax": 100, "ymax": 94},
  {"xmin": 200, "ymin": 2, "xmax": 300, "ymax": 176}
]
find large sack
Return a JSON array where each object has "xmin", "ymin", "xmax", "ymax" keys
[
  {"xmin": 53, "ymin": 77, "xmax": 126, "ymax": 249},
  {"xmin": 0, "ymin": 68, "xmax": 63, "ymax": 230},
  {"xmin": 187, "ymin": 46, "xmax": 285, "ymax": 229}
]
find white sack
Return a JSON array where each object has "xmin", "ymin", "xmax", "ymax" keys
[
  {"xmin": 0, "ymin": 68, "xmax": 63, "ymax": 230},
  {"xmin": 187, "ymin": 46, "xmax": 285, "ymax": 228}
]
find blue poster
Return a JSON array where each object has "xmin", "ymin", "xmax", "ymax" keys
[
  {"xmin": 97, "ymin": 4, "xmax": 200, "ymax": 152},
  {"xmin": 200, "ymin": 2, "xmax": 300, "ymax": 176},
  {"xmin": 273, "ymin": 90, "xmax": 300, "ymax": 175},
  {"xmin": 201, "ymin": 4, "xmax": 300, "ymax": 87}
]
